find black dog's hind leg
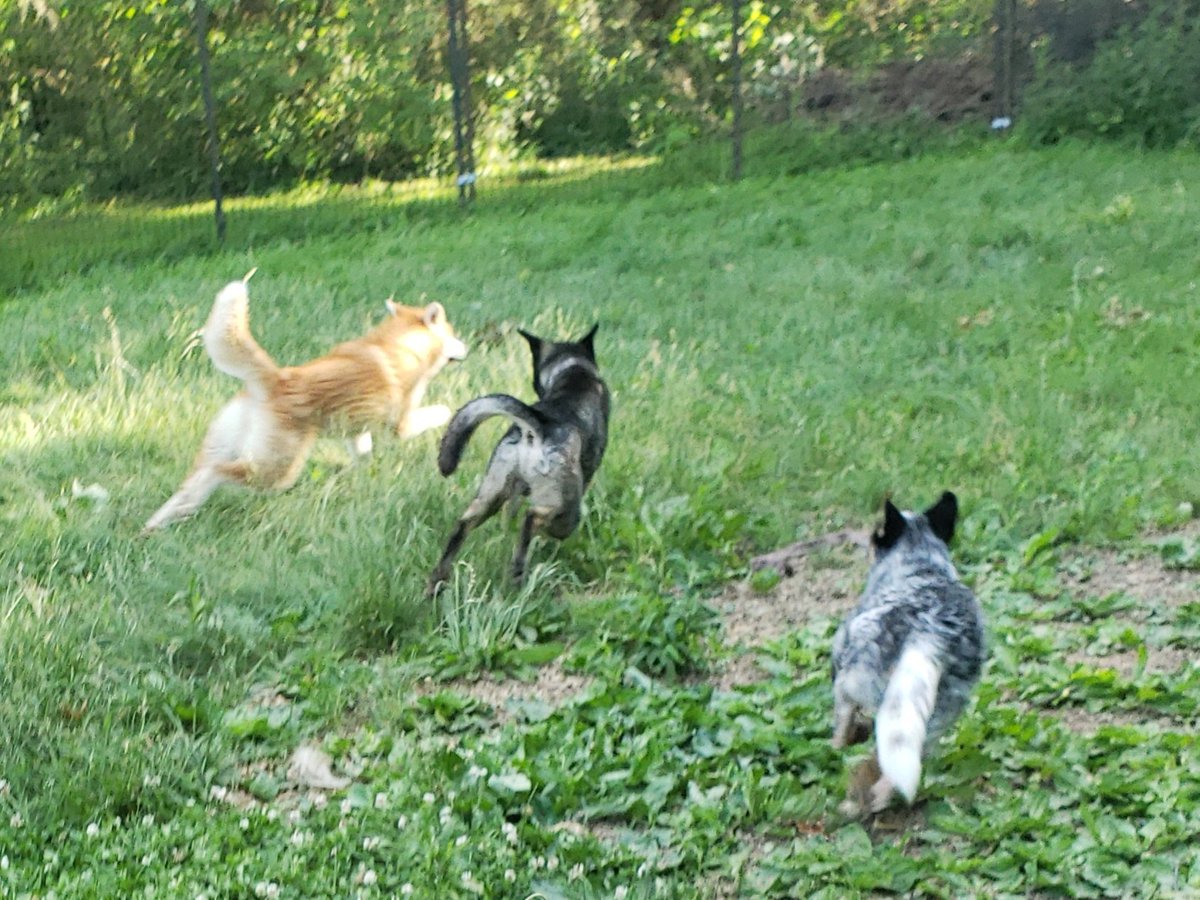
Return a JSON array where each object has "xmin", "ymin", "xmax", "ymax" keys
[
  {"xmin": 428, "ymin": 493, "xmax": 506, "ymax": 595},
  {"xmin": 510, "ymin": 511, "xmax": 545, "ymax": 585}
]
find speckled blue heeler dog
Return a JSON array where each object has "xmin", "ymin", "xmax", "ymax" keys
[{"xmin": 831, "ymin": 492, "xmax": 986, "ymax": 816}]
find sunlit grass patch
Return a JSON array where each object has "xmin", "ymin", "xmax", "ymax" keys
[{"xmin": 2, "ymin": 137, "xmax": 1200, "ymax": 894}]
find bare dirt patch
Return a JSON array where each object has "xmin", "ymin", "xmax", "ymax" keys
[
  {"xmin": 1057, "ymin": 541, "xmax": 1196, "ymax": 702},
  {"xmin": 721, "ymin": 539, "xmax": 866, "ymax": 651},
  {"xmin": 1047, "ymin": 639, "xmax": 1193, "ymax": 734},
  {"xmin": 1063, "ymin": 643, "xmax": 1193, "ymax": 679},
  {"xmin": 418, "ymin": 659, "xmax": 594, "ymax": 726},
  {"xmin": 1048, "ymin": 705, "xmax": 1182, "ymax": 735},
  {"xmin": 704, "ymin": 830, "xmax": 786, "ymax": 900},
  {"xmin": 707, "ymin": 653, "xmax": 770, "ymax": 692},
  {"xmin": 1060, "ymin": 547, "xmax": 1200, "ymax": 614},
  {"xmin": 1036, "ymin": 536, "xmax": 1199, "ymax": 734},
  {"xmin": 695, "ymin": 531, "xmax": 867, "ymax": 691},
  {"xmin": 570, "ymin": 820, "xmax": 789, "ymax": 899}
]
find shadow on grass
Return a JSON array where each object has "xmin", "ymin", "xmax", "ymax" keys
[
  {"xmin": 0, "ymin": 156, "xmax": 660, "ymax": 299},
  {"xmin": 0, "ymin": 119, "xmax": 989, "ymax": 299}
]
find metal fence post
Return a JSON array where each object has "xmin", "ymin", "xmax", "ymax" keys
[
  {"xmin": 446, "ymin": 0, "xmax": 476, "ymax": 207},
  {"xmin": 730, "ymin": 0, "xmax": 744, "ymax": 181},
  {"xmin": 194, "ymin": 0, "xmax": 226, "ymax": 242},
  {"xmin": 992, "ymin": 0, "xmax": 1018, "ymax": 128}
]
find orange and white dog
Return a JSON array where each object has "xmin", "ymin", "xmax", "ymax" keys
[{"xmin": 143, "ymin": 274, "xmax": 468, "ymax": 531}]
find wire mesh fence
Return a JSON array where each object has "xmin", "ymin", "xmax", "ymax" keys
[{"xmin": 1, "ymin": 0, "xmax": 1192, "ymax": 296}]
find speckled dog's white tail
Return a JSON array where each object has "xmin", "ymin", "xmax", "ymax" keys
[{"xmin": 875, "ymin": 642, "xmax": 942, "ymax": 803}]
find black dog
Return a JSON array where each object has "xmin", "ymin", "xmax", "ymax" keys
[{"xmin": 429, "ymin": 325, "xmax": 610, "ymax": 593}]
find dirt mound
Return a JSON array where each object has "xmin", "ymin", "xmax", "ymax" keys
[{"xmin": 795, "ymin": 53, "xmax": 996, "ymax": 124}]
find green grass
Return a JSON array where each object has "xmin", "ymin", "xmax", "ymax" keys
[{"xmin": 2, "ymin": 134, "xmax": 1200, "ymax": 895}]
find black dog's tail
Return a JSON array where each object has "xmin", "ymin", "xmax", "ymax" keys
[{"xmin": 438, "ymin": 394, "xmax": 548, "ymax": 476}]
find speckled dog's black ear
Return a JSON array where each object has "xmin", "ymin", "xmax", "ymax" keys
[
  {"xmin": 924, "ymin": 491, "xmax": 958, "ymax": 545},
  {"xmin": 873, "ymin": 499, "xmax": 906, "ymax": 551}
]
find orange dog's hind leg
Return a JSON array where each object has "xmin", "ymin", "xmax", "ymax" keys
[{"xmin": 143, "ymin": 395, "xmax": 256, "ymax": 532}]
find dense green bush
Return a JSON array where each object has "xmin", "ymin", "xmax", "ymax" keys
[
  {"xmin": 0, "ymin": 1, "xmax": 448, "ymax": 205},
  {"xmin": 811, "ymin": 0, "xmax": 990, "ymax": 67},
  {"xmin": 1021, "ymin": 3, "xmax": 1200, "ymax": 148}
]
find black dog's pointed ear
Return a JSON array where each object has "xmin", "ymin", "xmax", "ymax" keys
[
  {"xmin": 873, "ymin": 499, "xmax": 906, "ymax": 550},
  {"xmin": 578, "ymin": 322, "xmax": 599, "ymax": 358},
  {"xmin": 923, "ymin": 491, "xmax": 958, "ymax": 545},
  {"xmin": 517, "ymin": 328, "xmax": 543, "ymax": 360}
]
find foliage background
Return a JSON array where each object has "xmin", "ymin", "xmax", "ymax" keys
[
  {"xmin": 2, "ymin": 137, "xmax": 1200, "ymax": 896},
  {"xmin": 4, "ymin": 0, "xmax": 1199, "ymax": 216},
  {"xmin": 3, "ymin": 1, "xmax": 1200, "ymax": 896},
  {"xmin": 1, "ymin": 0, "xmax": 992, "ymax": 211}
]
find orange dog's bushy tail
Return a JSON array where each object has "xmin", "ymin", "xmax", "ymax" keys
[
  {"xmin": 203, "ymin": 278, "xmax": 278, "ymax": 399},
  {"xmin": 145, "ymin": 273, "xmax": 469, "ymax": 533}
]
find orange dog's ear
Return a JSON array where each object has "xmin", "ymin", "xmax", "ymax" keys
[{"xmin": 423, "ymin": 302, "xmax": 446, "ymax": 325}]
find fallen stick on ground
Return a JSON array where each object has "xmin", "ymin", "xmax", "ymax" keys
[{"xmin": 749, "ymin": 529, "xmax": 869, "ymax": 574}]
